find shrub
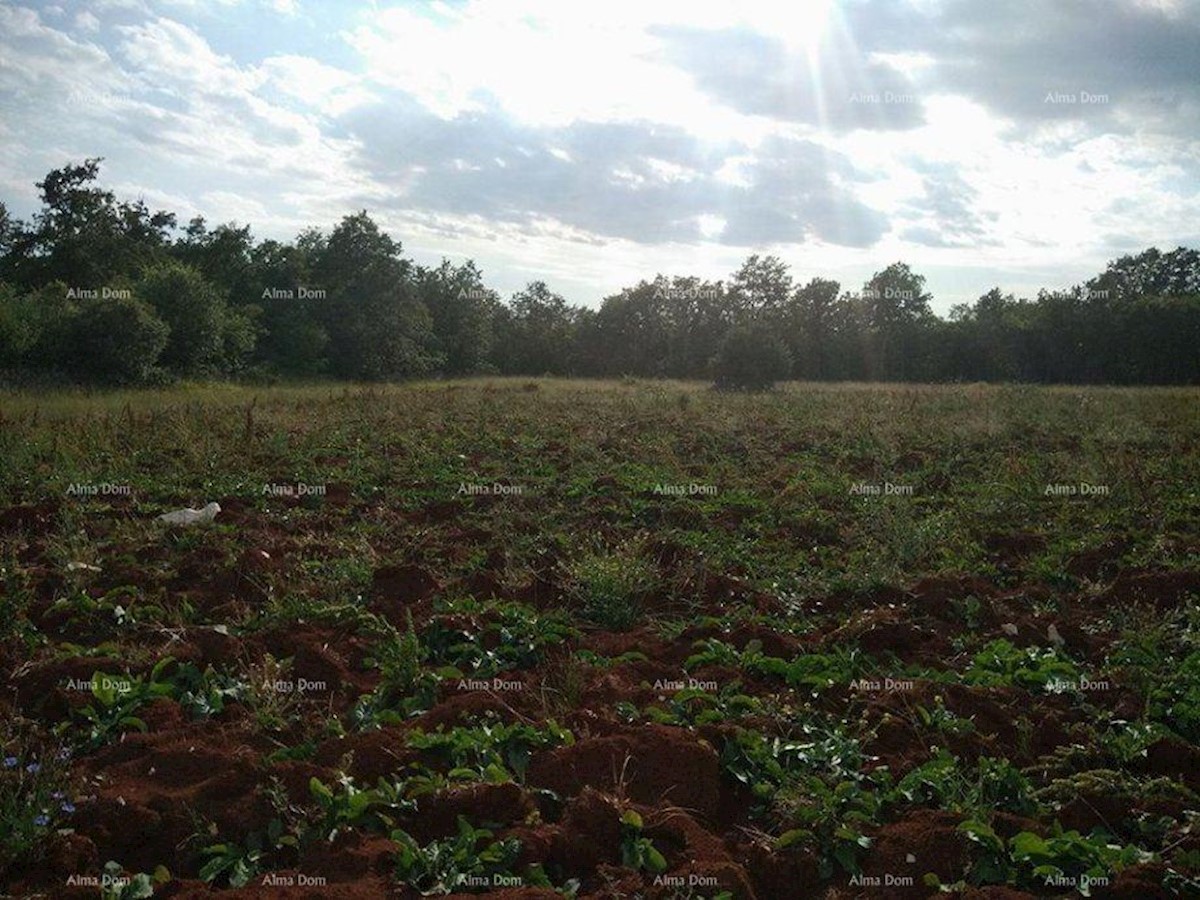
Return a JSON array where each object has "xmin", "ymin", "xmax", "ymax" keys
[
  {"xmin": 62, "ymin": 294, "xmax": 168, "ymax": 384},
  {"xmin": 136, "ymin": 261, "xmax": 255, "ymax": 375},
  {"xmin": 712, "ymin": 324, "xmax": 792, "ymax": 391}
]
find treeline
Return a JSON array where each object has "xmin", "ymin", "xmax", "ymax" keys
[{"xmin": 1, "ymin": 159, "xmax": 1198, "ymax": 385}]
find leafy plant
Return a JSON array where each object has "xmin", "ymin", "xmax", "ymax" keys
[
  {"xmin": 71, "ymin": 659, "xmax": 176, "ymax": 750},
  {"xmin": 392, "ymin": 815, "xmax": 522, "ymax": 895},
  {"xmin": 964, "ymin": 639, "xmax": 1080, "ymax": 690},
  {"xmin": 309, "ymin": 774, "xmax": 416, "ymax": 841},
  {"xmin": 619, "ymin": 809, "xmax": 668, "ymax": 874},
  {"xmin": 98, "ymin": 861, "xmax": 171, "ymax": 900},
  {"xmin": 955, "ymin": 818, "xmax": 1154, "ymax": 893},
  {"xmin": 198, "ymin": 841, "xmax": 263, "ymax": 889},
  {"xmin": 407, "ymin": 717, "xmax": 573, "ymax": 783}
]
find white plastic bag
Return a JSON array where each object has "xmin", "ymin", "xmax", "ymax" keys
[{"xmin": 156, "ymin": 501, "xmax": 221, "ymax": 525}]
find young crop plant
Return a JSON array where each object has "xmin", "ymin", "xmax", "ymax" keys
[
  {"xmin": 963, "ymin": 639, "xmax": 1081, "ymax": 691},
  {"xmin": 392, "ymin": 815, "xmax": 522, "ymax": 896},
  {"xmin": 717, "ymin": 723, "xmax": 884, "ymax": 877},
  {"xmin": 945, "ymin": 820, "xmax": 1155, "ymax": 895},
  {"xmin": 98, "ymin": 861, "xmax": 172, "ymax": 899},
  {"xmin": 618, "ymin": 809, "xmax": 669, "ymax": 874},
  {"xmin": 308, "ymin": 774, "xmax": 416, "ymax": 841},
  {"xmin": 420, "ymin": 601, "xmax": 576, "ymax": 677},
  {"xmin": 892, "ymin": 750, "xmax": 1040, "ymax": 818},
  {"xmin": 197, "ymin": 841, "xmax": 264, "ymax": 889},
  {"xmin": 640, "ymin": 683, "xmax": 762, "ymax": 726},
  {"xmin": 406, "ymin": 717, "xmax": 574, "ymax": 783},
  {"xmin": 68, "ymin": 659, "xmax": 176, "ymax": 750}
]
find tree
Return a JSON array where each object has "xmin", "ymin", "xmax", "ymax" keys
[
  {"xmin": 712, "ymin": 323, "xmax": 792, "ymax": 391},
  {"xmin": 247, "ymin": 236, "xmax": 327, "ymax": 375},
  {"xmin": 416, "ymin": 259, "xmax": 501, "ymax": 376},
  {"xmin": 787, "ymin": 277, "xmax": 841, "ymax": 379},
  {"xmin": 857, "ymin": 262, "xmax": 934, "ymax": 379},
  {"xmin": 172, "ymin": 219, "xmax": 258, "ymax": 306},
  {"xmin": 730, "ymin": 255, "xmax": 793, "ymax": 319},
  {"xmin": 136, "ymin": 261, "xmax": 254, "ymax": 375},
  {"xmin": 312, "ymin": 212, "xmax": 439, "ymax": 380},
  {"xmin": 1088, "ymin": 247, "xmax": 1200, "ymax": 301},
  {"xmin": 62, "ymin": 295, "xmax": 169, "ymax": 384},
  {"xmin": 499, "ymin": 281, "xmax": 580, "ymax": 375},
  {"xmin": 6, "ymin": 159, "xmax": 175, "ymax": 290}
]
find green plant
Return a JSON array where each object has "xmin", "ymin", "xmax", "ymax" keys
[
  {"xmin": 392, "ymin": 815, "xmax": 522, "ymax": 895},
  {"xmin": 914, "ymin": 695, "xmax": 976, "ymax": 736},
  {"xmin": 309, "ymin": 774, "xmax": 416, "ymax": 841},
  {"xmin": 71, "ymin": 659, "xmax": 176, "ymax": 750},
  {"xmin": 618, "ymin": 809, "xmax": 668, "ymax": 873},
  {"xmin": 198, "ymin": 841, "xmax": 263, "ymax": 888},
  {"xmin": 421, "ymin": 602, "xmax": 575, "ymax": 677},
  {"xmin": 406, "ymin": 717, "xmax": 574, "ymax": 783},
  {"xmin": 98, "ymin": 861, "xmax": 171, "ymax": 899},
  {"xmin": 0, "ymin": 730, "xmax": 77, "ymax": 875},
  {"xmin": 712, "ymin": 323, "xmax": 791, "ymax": 391},
  {"xmin": 564, "ymin": 544, "xmax": 657, "ymax": 631},
  {"xmin": 955, "ymin": 818, "xmax": 1155, "ymax": 893},
  {"xmin": 964, "ymin": 639, "xmax": 1080, "ymax": 690}
]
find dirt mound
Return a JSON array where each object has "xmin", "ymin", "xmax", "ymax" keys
[
  {"xmin": 982, "ymin": 531, "xmax": 1046, "ymax": 559},
  {"xmin": 0, "ymin": 501, "xmax": 60, "ymax": 536},
  {"xmin": 1102, "ymin": 570, "xmax": 1200, "ymax": 610},
  {"xmin": 861, "ymin": 809, "xmax": 968, "ymax": 887},
  {"xmin": 370, "ymin": 564, "xmax": 443, "ymax": 623},
  {"xmin": 77, "ymin": 735, "xmax": 272, "ymax": 871},
  {"xmin": 528, "ymin": 725, "xmax": 721, "ymax": 822},
  {"xmin": 734, "ymin": 840, "xmax": 821, "ymax": 900},
  {"xmin": 407, "ymin": 782, "xmax": 535, "ymax": 842},
  {"xmin": 543, "ymin": 787, "xmax": 624, "ymax": 875}
]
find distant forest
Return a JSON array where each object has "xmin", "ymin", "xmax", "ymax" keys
[{"xmin": 1, "ymin": 159, "xmax": 1198, "ymax": 386}]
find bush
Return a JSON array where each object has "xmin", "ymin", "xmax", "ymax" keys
[
  {"xmin": 63, "ymin": 295, "xmax": 169, "ymax": 384},
  {"xmin": 712, "ymin": 324, "xmax": 792, "ymax": 391},
  {"xmin": 136, "ymin": 261, "xmax": 254, "ymax": 375}
]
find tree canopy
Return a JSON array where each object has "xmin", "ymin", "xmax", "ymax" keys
[{"xmin": 1, "ymin": 160, "xmax": 1197, "ymax": 386}]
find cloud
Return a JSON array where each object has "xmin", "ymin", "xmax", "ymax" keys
[
  {"xmin": 717, "ymin": 137, "xmax": 889, "ymax": 246},
  {"xmin": 338, "ymin": 95, "xmax": 885, "ymax": 247},
  {"xmin": 74, "ymin": 10, "xmax": 100, "ymax": 31},
  {"xmin": 650, "ymin": 24, "xmax": 925, "ymax": 132},
  {"xmin": 897, "ymin": 162, "xmax": 998, "ymax": 248}
]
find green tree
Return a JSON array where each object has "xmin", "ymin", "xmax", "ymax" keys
[
  {"xmin": 62, "ymin": 295, "xmax": 169, "ymax": 384},
  {"xmin": 499, "ymin": 281, "xmax": 580, "ymax": 375},
  {"xmin": 4, "ymin": 159, "xmax": 175, "ymax": 290},
  {"xmin": 416, "ymin": 259, "xmax": 501, "ymax": 376},
  {"xmin": 712, "ymin": 323, "xmax": 792, "ymax": 391},
  {"xmin": 730, "ymin": 255, "xmax": 793, "ymax": 319},
  {"xmin": 312, "ymin": 212, "xmax": 439, "ymax": 380}
]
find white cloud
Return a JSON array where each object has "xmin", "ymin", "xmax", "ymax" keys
[{"xmin": 74, "ymin": 11, "xmax": 101, "ymax": 31}]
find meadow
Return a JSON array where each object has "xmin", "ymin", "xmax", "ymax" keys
[{"xmin": 1, "ymin": 378, "xmax": 1198, "ymax": 898}]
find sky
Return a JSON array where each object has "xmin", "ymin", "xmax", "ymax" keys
[{"xmin": 1, "ymin": 0, "xmax": 1198, "ymax": 313}]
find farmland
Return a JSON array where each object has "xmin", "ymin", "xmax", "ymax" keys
[{"xmin": 1, "ymin": 379, "xmax": 1199, "ymax": 899}]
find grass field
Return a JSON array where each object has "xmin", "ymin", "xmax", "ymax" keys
[{"xmin": 1, "ymin": 379, "xmax": 1199, "ymax": 898}]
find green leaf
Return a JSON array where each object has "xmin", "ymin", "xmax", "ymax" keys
[
  {"xmin": 126, "ymin": 873, "xmax": 155, "ymax": 900},
  {"xmin": 774, "ymin": 829, "xmax": 809, "ymax": 849},
  {"xmin": 644, "ymin": 845, "xmax": 668, "ymax": 873},
  {"xmin": 309, "ymin": 777, "xmax": 333, "ymax": 802},
  {"xmin": 91, "ymin": 671, "xmax": 117, "ymax": 706}
]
